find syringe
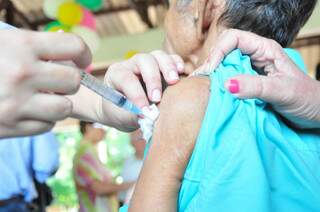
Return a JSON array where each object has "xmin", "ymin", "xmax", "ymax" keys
[
  {"xmin": 0, "ymin": 22, "xmax": 142, "ymax": 115},
  {"xmin": 79, "ymin": 70, "xmax": 142, "ymax": 115}
]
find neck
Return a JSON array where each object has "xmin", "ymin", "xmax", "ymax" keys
[
  {"xmin": 198, "ymin": 25, "xmax": 226, "ymax": 66},
  {"xmin": 186, "ymin": 26, "xmax": 225, "ymax": 74}
]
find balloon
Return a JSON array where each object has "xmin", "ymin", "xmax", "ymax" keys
[
  {"xmin": 58, "ymin": 2, "xmax": 83, "ymax": 26},
  {"xmin": 76, "ymin": 0, "xmax": 103, "ymax": 11},
  {"xmin": 43, "ymin": 0, "xmax": 70, "ymax": 19},
  {"xmin": 44, "ymin": 21, "xmax": 71, "ymax": 32},
  {"xmin": 72, "ymin": 26, "xmax": 100, "ymax": 53},
  {"xmin": 124, "ymin": 50, "xmax": 139, "ymax": 59},
  {"xmin": 80, "ymin": 9, "xmax": 96, "ymax": 30}
]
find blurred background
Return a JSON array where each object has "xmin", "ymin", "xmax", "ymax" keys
[{"xmin": 0, "ymin": 0, "xmax": 319, "ymax": 211}]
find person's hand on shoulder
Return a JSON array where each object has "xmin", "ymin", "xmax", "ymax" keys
[
  {"xmin": 196, "ymin": 29, "xmax": 320, "ymax": 129},
  {"xmin": 0, "ymin": 29, "xmax": 91, "ymax": 137}
]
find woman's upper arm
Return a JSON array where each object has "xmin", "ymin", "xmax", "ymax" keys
[{"xmin": 129, "ymin": 77, "xmax": 210, "ymax": 212}]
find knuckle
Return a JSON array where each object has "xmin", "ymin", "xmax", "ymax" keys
[
  {"xmin": 269, "ymin": 39, "xmax": 282, "ymax": 51},
  {"xmin": 151, "ymin": 49, "xmax": 164, "ymax": 56},
  {"xmin": 69, "ymin": 69, "xmax": 81, "ymax": 93},
  {"xmin": 11, "ymin": 63, "xmax": 33, "ymax": 83},
  {"xmin": 108, "ymin": 63, "xmax": 120, "ymax": 73},
  {"xmin": 54, "ymin": 98, "xmax": 72, "ymax": 119},
  {"xmin": 18, "ymin": 32, "xmax": 34, "ymax": 46},
  {"xmin": 224, "ymin": 29, "xmax": 236, "ymax": 37},
  {"xmin": 106, "ymin": 64, "xmax": 125, "ymax": 80},
  {"xmin": 72, "ymin": 35, "xmax": 87, "ymax": 54},
  {"xmin": 133, "ymin": 53, "xmax": 152, "ymax": 62},
  {"xmin": 62, "ymin": 99, "xmax": 73, "ymax": 117}
]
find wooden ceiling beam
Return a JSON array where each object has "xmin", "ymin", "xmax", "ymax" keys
[{"xmin": 129, "ymin": 0, "xmax": 153, "ymax": 28}]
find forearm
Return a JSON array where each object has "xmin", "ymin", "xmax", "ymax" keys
[
  {"xmin": 92, "ymin": 180, "xmax": 134, "ymax": 196},
  {"xmin": 129, "ymin": 139, "xmax": 192, "ymax": 212}
]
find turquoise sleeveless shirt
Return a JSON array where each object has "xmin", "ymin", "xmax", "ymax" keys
[{"xmin": 121, "ymin": 49, "xmax": 320, "ymax": 212}]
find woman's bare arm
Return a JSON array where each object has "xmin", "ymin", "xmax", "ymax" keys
[
  {"xmin": 90, "ymin": 180, "xmax": 134, "ymax": 196},
  {"xmin": 129, "ymin": 77, "xmax": 210, "ymax": 212}
]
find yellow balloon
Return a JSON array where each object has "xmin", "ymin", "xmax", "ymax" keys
[
  {"xmin": 58, "ymin": 2, "xmax": 83, "ymax": 26},
  {"xmin": 124, "ymin": 50, "xmax": 139, "ymax": 59},
  {"xmin": 43, "ymin": 0, "xmax": 71, "ymax": 19}
]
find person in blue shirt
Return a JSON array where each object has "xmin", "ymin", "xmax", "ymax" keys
[{"xmin": 0, "ymin": 132, "xmax": 59, "ymax": 212}]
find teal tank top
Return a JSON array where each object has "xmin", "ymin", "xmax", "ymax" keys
[
  {"xmin": 178, "ymin": 49, "xmax": 320, "ymax": 212},
  {"xmin": 120, "ymin": 49, "xmax": 320, "ymax": 212}
]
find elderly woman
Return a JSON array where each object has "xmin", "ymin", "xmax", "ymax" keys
[{"xmin": 120, "ymin": 0, "xmax": 320, "ymax": 211}]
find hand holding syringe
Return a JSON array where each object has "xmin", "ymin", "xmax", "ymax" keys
[
  {"xmin": 5, "ymin": 23, "xmax": 143, "ymax": 116},
  {"xmin": 79, "ymin": 69, "xmax": 142, "ymax": 115}
]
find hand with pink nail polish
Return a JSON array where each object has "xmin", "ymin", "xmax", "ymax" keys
[{"xmin": 198, "ymin": 29, "xmax": 320, "ymax": 129}]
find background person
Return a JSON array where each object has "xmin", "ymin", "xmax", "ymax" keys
[
  {"xmin": 73, "ymin": 121, "xmax": 134, "ymax": 212},
  {"xmin": 119, "ymin": 129, "xmax": 146, "ymax": 205},
  {"xmin": 0, "ymin": 132, "xmax": 59, "ymax": 212}
]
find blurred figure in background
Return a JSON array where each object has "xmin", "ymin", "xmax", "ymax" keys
[
  {"xmin": 0, "ymin": 132, "xmax": 59, "ymax": 212},
  {"xmin": 73, "ymin": 121, "xmax": 133, "ymax": 212},
  {"xmin": 119, "ymin": 130, "xmax": 146, "ymax": 205}
]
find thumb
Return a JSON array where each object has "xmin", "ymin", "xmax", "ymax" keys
[{"xmin": 224, "ymin": 74, "xmax": 286, "ymax": 104}]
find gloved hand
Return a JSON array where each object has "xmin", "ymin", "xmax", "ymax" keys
[
  {"xmin": 0, "ymin": 29, "xmax": 91, "ymax": 137},
  {"xmin": 101, "ymin": 50, "xmax": 184, "ymax": 131}
]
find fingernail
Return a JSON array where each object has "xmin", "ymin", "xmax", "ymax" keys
[
  {"xmin": 169, "ymin": 71, "xmax": 179, "ymax": 81},
  {"xmin": 176, "ymin": 63, "xmax": 184, "ymax": 71},
  {"xmin": 228, "ymin": 79, "xmax": 240, "ymax": 94},
  {"xmin": 152, "ymin": 89, "xmax": 161, "ymax": 102}
]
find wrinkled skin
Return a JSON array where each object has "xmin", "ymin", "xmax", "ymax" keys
[{"xmin": 197, "ymin": 29, "xmax": 320, "ymax": 128}]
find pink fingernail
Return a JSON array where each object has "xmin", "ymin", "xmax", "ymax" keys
[{"xmin": 228, "ymin": 79, "xmax": 240, "ymax": 94}]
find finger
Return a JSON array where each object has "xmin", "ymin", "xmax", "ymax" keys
[
  {"xmin": 31, "ymin": 31, "xmax": 92, "ymax": 69},
  {"xmin": 224, "ymin": 74, "xmax": 287, "ymax": 104},
  {"xmin": 131, "ymin": 54, "xmax": 163, "ymax": 103},
  {"xmin": 106, "ymin": 65, "xmax": 149, "ymax": 108},
  {"xmin": 19, "ymin": 94, "xmax": 72, "ymax": 122},
  {"xmin": 206, "ymin": 29, "xmax": 273, "ymax": 71},
  {"xmin": 30, "ymin": 61, "xmax": 81, "ymax": 94},
  {"xmin": 0, "ymin": 120, "xmax": 54, "ymax": 138},
  {"xmin": 150, "ymin": 50, "xmax": 181, "ymax": 85},
  {"xmin": 170, "ymin": 54, "xmax": 185, "ymax": 74}
]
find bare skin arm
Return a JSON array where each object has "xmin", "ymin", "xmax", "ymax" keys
[
  {"xmin": 90, "ymin": 180, "xmax": 134, "ymax": 196},
  {"xmin": 129, "ymin": 77, "xmax": 210, "ymax": 212}
]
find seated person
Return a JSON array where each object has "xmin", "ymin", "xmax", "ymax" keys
[
  {"xmin": 73, "ymin": 122, "xmax": 134, "ymax": 212},
  {"xmin": 127, "ymin": 0, "xmax": 320, "ymax": 211}
]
